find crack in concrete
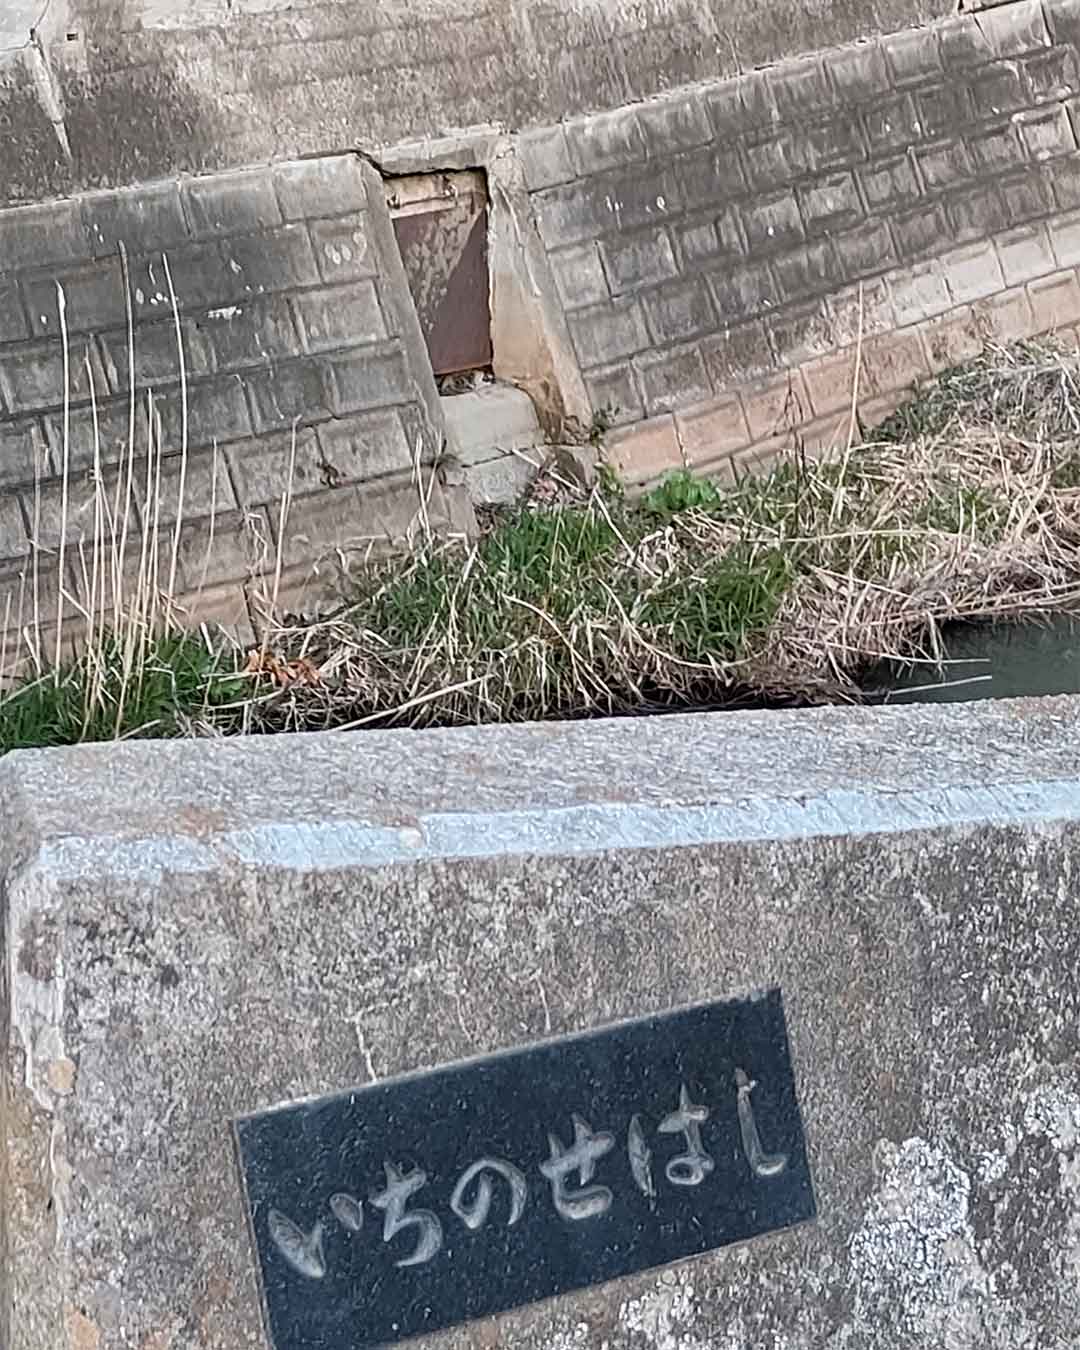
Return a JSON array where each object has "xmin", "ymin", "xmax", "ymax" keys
[{"xmin": 26, "ymin": 34, "xmax": 71, "ymax": 162}]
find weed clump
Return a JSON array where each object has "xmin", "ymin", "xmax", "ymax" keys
[
  {"xmin": 248, "ymin": 338, "xmax": 1080, "ymax": 730},
  {"xmin": 0, "ymin": 631, "xmax": 246, "ymax": 753}
]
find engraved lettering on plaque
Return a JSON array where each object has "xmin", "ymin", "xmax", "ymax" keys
[
  {"xmin": 450, "ymin": 1159, "xmax": 528, "ymax": 1230},
  {"xmin": 627, "ymin": 1113, "xmax": 656, "ymax": 1204},
  {"xmin": 658, "ymin": 1084, "xmax": 715, "ymax": 1187},
  {"xmin": 371, "ymin": 1163, "xmax": 443, "ymax": 1268},
  {"xmin": 540, "ymin": 1114, "xmax": 615, "ymax": 1221},
  {"xmin": 236, "ymin": 989, "xmax": 815, "ymax": 1350},
  {"xmin": 736, "ymin": 1067, "xmax": 789, "ymax": 1178},
  {"xmin": 330, "ymin": 1192, "xmax": 364, "ymax": 1233},
  {"xmin": 267, "ymin": 1210, "xmax": 326, "ymax": 1280}
]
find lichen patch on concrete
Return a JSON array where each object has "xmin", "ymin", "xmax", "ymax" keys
[
  {"xmin": 838, "ymin": 1137, "xmax": 1030, "ymax": 1348},
  {"xmin": 618, "ymin": 1270, "xmax": 708, "ymax": 1350}
]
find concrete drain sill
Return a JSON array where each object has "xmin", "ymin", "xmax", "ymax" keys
[{"xmin": 442, "ymin": 383, "xmax": 544, "ymax": 505}]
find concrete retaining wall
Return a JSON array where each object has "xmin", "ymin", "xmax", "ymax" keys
[
  {"xmin": 7, "ymin": 2, "xmax": 1080, "ymax": 637},
  {"xmin": 0, "ymin": 154, "xmax": 469, "ymax": 651},
  {"xmin": 0, "ymin": 0, "xmax": 968, "ymax": 208},
  {"xmin": 529, "ymin": 0, "xmax": 1080, "ymax": 482},
  {"xmin": 4, "ymin": 698, "xmax": 1080, "ymax": 1347}
]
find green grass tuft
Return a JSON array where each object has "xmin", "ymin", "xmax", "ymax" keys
[
  {"xmin": 643, "ymin": 469, "xmax": 723, "ymax": 518},
  {"xmin": 0, "ymin": 631, "xmax": 245, "ymax": 754},
  {"xmin": 637, "ymin": 546, "xmax": 792, "ymax": 661}
]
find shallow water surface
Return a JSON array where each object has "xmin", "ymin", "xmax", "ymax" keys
[{"xmin": 866, "ymin": 616, "xmax": 1080, "ymax": 705}]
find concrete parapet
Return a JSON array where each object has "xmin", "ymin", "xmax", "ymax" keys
[{"xmin": 4, "ymin": 698, "xmax": 1080, "ymax": 1344}]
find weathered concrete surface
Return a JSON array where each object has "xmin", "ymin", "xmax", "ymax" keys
[
  {"xmin": 528, "ymin": 0, "xmax": 1080, "ymax": 485},
  {"xmin": 5, "ymin": 698, "xmax": 1080, "ymax": 1346},
  {"xmin": 1, "ymin": 0, "xmax": 970, "ymax": 206},
  {"xmin": 0, "ymin": 2, "xmax": 40, "ymax": 55},
  {"xmin": 0, "ymin": 153, "xmax": 473, "ymax": 647},
  {"xmin": 443, "ymin": 385, "xmax": 542, "ymax": 465},
  {"xmin": 442, "ymin": 382, "xmax": 544, "ymax": 503}
]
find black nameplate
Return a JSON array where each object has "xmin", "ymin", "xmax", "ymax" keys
[{"xmin": 235, "ymin": 988, "xmax": 814, "ymax": 1349}]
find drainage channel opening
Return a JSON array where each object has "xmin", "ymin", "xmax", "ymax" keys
[{"xmin": 385, "ymin": 168, "xmax": 493, "ymax": 395}]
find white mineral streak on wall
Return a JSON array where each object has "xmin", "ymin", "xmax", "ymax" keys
[
  {"xmin": 832, "ymin": 1082, "xmax": 1080, "ymax": 1350},
  {"xmin": 839, "ymin": 1138, "xmax": 1020, "ymax": 1346}
]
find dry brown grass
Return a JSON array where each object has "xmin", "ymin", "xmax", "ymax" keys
[
  {"xmin": 0, "ymin": 249, "xmax": 257, "ymax": 751},
  {"xmin": 243, "ymin": 337, "xmax": 1080, "ymax": 731},
  {"xmin": 748, "ymin": 431, "xmax": 1080, "ymax": 701}
]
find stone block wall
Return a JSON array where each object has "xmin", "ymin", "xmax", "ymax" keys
[
  {"xmin": 6, "ymin": 0, "xmax": 1080, "ymax": 652},
  {"xmin": 0, "ymin": 153, "xmax": 467, "ymax": 655},
  {"xmin": 524, "ymin": 0, "xmax": 1080, "ymax": 483}
]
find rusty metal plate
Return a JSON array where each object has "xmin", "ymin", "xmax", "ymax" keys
[{"xmin": 387, "ymin": 170, "xmax": 493, "ymax": 378}]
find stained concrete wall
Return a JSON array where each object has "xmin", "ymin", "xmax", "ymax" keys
[
  {"xmin": 0, "ymin": 0, "xmax": 970, "ymax": 208},
  {"xmin": 0, "ymin": 153, "xmax": 470, "ymax": 651},
  {"xmin": 527, "ymin": 0, "xmax": 1080, "ymax": 482},
  {"xmin": 9, "ymin": 0, "xmax": 1080, "ymax": 633},
  {"xmin": 5, "ymin": 698, "xmax": 1080, "ymax": 1348}
]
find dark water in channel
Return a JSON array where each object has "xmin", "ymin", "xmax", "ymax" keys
[
  {"xmin": 583, "ymin": 619, "xmax": 1080, "ymax": 720},
  {"xmin": 864, "ymin": 616, "xmax": 1080, "ymax": 705}
]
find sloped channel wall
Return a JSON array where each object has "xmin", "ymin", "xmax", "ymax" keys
[
  {"xmin": 0, "ymin": 155, "xmax": 466, "ymax": 653},
  {"xmin": 526, "ymin": 0, "xmax": 1080, "ymax": 480}
]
